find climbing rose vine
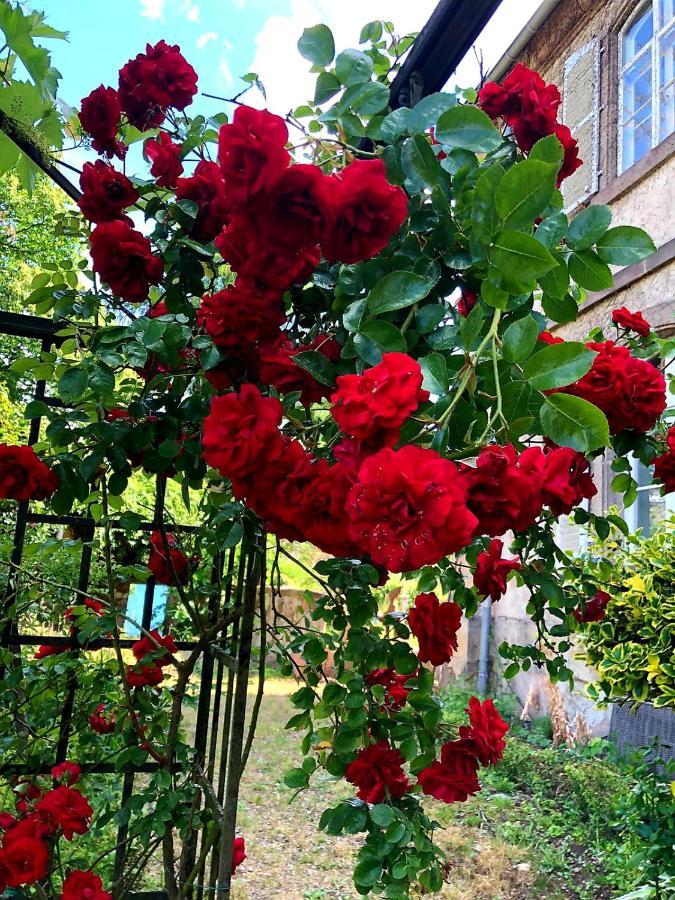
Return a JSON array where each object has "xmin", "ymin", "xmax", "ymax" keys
[{"xmin": 1, "ymin": 19, "xmax": 673, "ymax": 898}]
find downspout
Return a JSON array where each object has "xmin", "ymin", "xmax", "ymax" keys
[
  {"xmin": 476, "ymin": 598, "xmax": 491, "ymax": 695},
  {"xmin": 487, "ymin": 0, "xmax": 563, "ymax": 82}
]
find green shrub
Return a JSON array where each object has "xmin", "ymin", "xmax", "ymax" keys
[{"xmin": 569, "ymin": 521, "xmax": 675, "ymax": 708}]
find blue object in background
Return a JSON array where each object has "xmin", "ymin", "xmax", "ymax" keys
[{"xmin": 125, "ymin": 583, "xmax": 169, "ymax": 637}]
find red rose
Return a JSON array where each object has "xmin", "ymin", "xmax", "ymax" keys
[
  {"xmin": 563, "ymin": 341, "xmax": 666, "ymax": 434},
  {"xmin": 552, "ymin": 123, "xmax": 583, "ymax": 185},
  {"xmin": 89, "ymin": 704, "xmax": 116, "ymax": 734},
  {"xmin": 132, "ymin": 628, "xmax": 177, "ymax": 666},
  {"xmin": 145, "ymin": 132, "xmax": 184, "ymax": 187},
  {"xmin": 218, "ymin": 106, "xmax": 290, "ymax": 202},
  {"xmin": 231, "ymin": 836, "xmax": 246, "ymax": 876},
  {"xmin": 459, "ymin": 697, "xmax": 509, "ymax": 766},
  {"xmin": 51, "ymin": 762, "xmax": 81, "ymax": 786},
  {"xmin": 541, "ymin": 447, "xmax": 596, "ymax": 515},
  {"xmin": 344, "ymin": 740, "xmax": 410, "ymax": 803},
  {"xmin": 148, "ymin": 531, "xmax": 189, "ymax": 586},
  {"xmin": 61, "ymin": 870, "xmax": 112, "ymax": 900},
  {"xmin": 175, "ymin": 160, "xmax": 229, "ymax": 242},
  {"xmin": 417, "ymin": 739, "xmax": 480, "ymax": 803},
  {"xmin": 78, "ymin": 160, "xmax": 138, "ymax": 223},
  {"xmin": 0, "ymin": 814, "xmax": 15, "ymax": 831},
  {"xmin": 90, "ymin": 220, "xmax": 163, "ymax": 303},
  {"xmin": 0, "ymin": 444, "xmax": 58, "ymax": 501},
  {"xmin": 462, "ymin": 444, "xmax": 543, "ymax": 536},
  {"xmin": 259, "ymin": 164, "xmax": 330, "ymax": 251},
  {"xmin": 197, "ymin": 285, "xmax": 284, "ymax": 352},
  {"xmin": 366, "ymin": 668, "xmax": 413, "ymax": 711},
  {"xmin": 473, "ymin": 539, "xmax": 521, "ymax": 602},
  {"xmin": 408, "ymin": 592, "xmax": 462, "ymax": 666},
  {"xmin": 126, "ymin": 662, "xmax": 164, "ymax": 688},
  {"xmin": 429, "ymin": 127, "xmax": 446, "ymax": 160},
  {"xmin": 259, "ymin": 333, "xmax": 341, "ymax": 407},
  {"xmin": 34, "ymin": 644, "xmax": 65, "ymax": 659},
  {"xmin": 573, "ymin": 589, "xmax": 611, "ymax": 624},
  {"xmin": 348, "ymin": 446, "xmax": 477, "ymax": 572},
  {"xmin": 330, "ymin": 352, "xmax": 429, "ymax": 446},
  {"xmin": 538, "ymin": 330, "xmax": 564, "ymax": 345},
  {"xmin": 0, "ymin": 837, "xmax": 49, "ymax": 887},
  {"xmin": 36, "ymin": 786, "xmax": 92, "ymax": 840},
  {"xmin": 118, "ymin": 40, "xmax": 198, "ymax": 129},
  {"xmin": 202, "ymin": 385, "xmax": 283, "ymax": 488},
  {"xmin": 216, "ymin": 216, "xmax": 320, "ymax": 291},
  {"xmin": 295, "ymin": 460, "xmax": 360, "ymax": 558},
  {"xmin": 4, "ymin": 811, "xmax": 46, "ymax": 840},
  {"xmin": 79, "ymin": 85, "xmax": 125, "ymax": 159},
  {"xmin": 654, "ymin": 427, "xmax": 675, "ymax": 494},
  {"xmin": 457, "ymin": 287, "xmax": 478, "ymax": 318},
  {"xmin": 245, "ymin": 438, "xmax": 315, "ymax": 541},
  {"xmin": 321, "ymin": 159, "xmax": 408, "ymax": 264},
  {"xmin": 478, "ymin": 64, "xmax": 560, "ymax": 132},
  {"xmin": 612, "ymin": 306, "xmax": 651, "ymax": 337}
]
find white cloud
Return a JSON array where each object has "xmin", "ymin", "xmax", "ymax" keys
[
  {"xmin": 186, "ymin": 4, "xmax": 200, "ymax": 22},
  {"xmin": 222, "ymin": 37, "xmax": 234, "ymax": 52},
  {"xmin": 248, "ymin": 0, "xmax": 438, "ymax": 115},
  {"xmin": 233, "ymin": 0, "xmax": 246, "ymax": 8},
  {"xmin": 219, "ymin": 59, "xmax": 235, "ymax": 87},
  {"xmin": 140, "ymin": 0, "xmax": 164, "ymax": 19},
  {"xmin": 197, "ymin": 31, "xmax": 218, "ymax": 49},
  {"xmin": 248, "ymin": 0, "xmax": 548, "ymax": 117}
]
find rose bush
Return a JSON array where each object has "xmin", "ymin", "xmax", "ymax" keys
[{"xmin": 0, "ymin": 14, "xmax": 673, "ymax": 898}]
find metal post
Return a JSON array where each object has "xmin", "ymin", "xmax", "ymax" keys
[{"xmin": 476, "ymin": 598, "xmax": 492, "ymax": 696}]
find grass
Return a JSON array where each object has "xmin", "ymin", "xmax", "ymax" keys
[{"xmin": 229, "ymin": 677, "xmax": 577, "ymax": 900}]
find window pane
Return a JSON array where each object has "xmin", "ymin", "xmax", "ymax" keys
[
  {"xmin": 623, "ymin": 55, "xmax": 653, "ymax": 120},
  {"xmin": 659, "ymin": 23, "xmax": 675, "ymax": 139},
  {"xmin": 624, "ymin": 5, "xmax": 654, "ymax": 65},
  {"xmin": 660, "ymin": 0, "xmax": 674, "ymax": 26},
  {"xmin": 623, "ymin": 109, "xmax": 653, "ymax": 167}
]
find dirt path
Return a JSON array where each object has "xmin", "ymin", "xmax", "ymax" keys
[{"xmin": 231, "ymin": 679, "xmax": 539, "ymax": 900}]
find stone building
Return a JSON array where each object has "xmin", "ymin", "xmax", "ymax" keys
[{"xmin": 452, "ymin": 0, "xmax": 675, "ymax": 732}]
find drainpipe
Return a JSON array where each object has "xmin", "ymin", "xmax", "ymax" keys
[
  {"xmin": 487, "ymin": 0, "xmax": 563, "ymax": 82},
  {"xmin": 476, "ymin": 598, "xmax": 492, "ymax": 696}
]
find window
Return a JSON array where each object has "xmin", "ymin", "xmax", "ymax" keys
[
  {"xmin": 561, "ymin": 38, "xmax": 601, "ymax": 209},
  {"xmin": 624, "ymin": 457, "xmax": 675, "ymax": 534},
  {"xmin": 619, "ymin": 0, "xmax": 675, "ymax": 173}
]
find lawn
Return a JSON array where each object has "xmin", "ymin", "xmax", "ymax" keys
[{"xmin": 230, "ymin": 677, "xmax": 630, "ymax": 900}]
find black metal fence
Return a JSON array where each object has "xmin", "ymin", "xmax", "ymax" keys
[{"xmin": 0, "ymin": 310, "xmax": 262, "ymax": 898}]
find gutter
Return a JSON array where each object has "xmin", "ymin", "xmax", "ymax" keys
[{"xmin": 487, "ymin": 0, "xmax": 563, "ymax": 82}]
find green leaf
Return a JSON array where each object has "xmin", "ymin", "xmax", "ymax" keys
[
  {"xmin": 529, "ymin": 133, "xmax": 564, "ymax": 166},
  {"xmin": 297, "ymin": 24, "xmax": 335, "ymax": 67},
  {"xmin": 354, "ymin": 321, "xmax": 406, "ymax": 365},
  {"xmin": 490, "ymin": 230, "xmax": 557, "ymax": 281},
  {"xmin": 540, "ymin": 394, "xmax": 610, "ymax": 452},
  {"xmin": 283, "ymin": 768, "xmax": 310, "ymax": 789},
  {"xmin": 566, "ymin": 205, "xmax": 612, "ymax": 250},
  {"xmin": 57, "ymin": 368, "xmax": 88, "ymax": 403},
  {"xmin": 335, "ymin": 48, "xmax": 373, "ymax": 86},
  {"xmin": 406, "ymin": 92, "xmax": 456, "ymax": 134},
  {"xmin": 542, "ymin": 292, "xmax": 578, "ymax": 324},
  {"xmin": 495, "ymin": 159, "xmax": 557, "ymax": 231},
  {"xmin": 354, "ymin": 858, "xmax": 383, "ymax": 888},
  {"xmin": 314, "ymin": 71, "xmax": 341, "ymax": 104},
  {"xmin": 501, "ymin": 315, "xmax": 539, "ymax": 364},
  {"xmin": 360, "ymin": 21, "xmax": 383, "ymax": 43},
  {"xmin": 292, "ymin": 350, "xmax": 336, "ymax": 387},
  {"xmin": 419, "ymin": 353, "xmax": 448, "ymax": 393},
  {"xmin": 377, "ymin": 107, "xmax": 410, "ymax": 143},
  {"xmin": 401, "ymin": 134, "xmax": 438, "ymax": 191},
  {"xmin": 370, "ymin": 804, "xmax": 396, "ymax": 826},
  {"xmin": 538, "ymin": 254, "xmax": 570, "ymax": 298},
  {"xmin": 595, "ymin": 226, "xmax": 656, "ymax": 265},
  {"xmin": 340, "ymin": 81, "xmax": 389, "ymax": 116},
  {"xmin": 343, "ymin": 299, "xmax": 367, "ymax": 332},
  {"xmin": 535, "ymin": 211, "xmax": 568, "ymax": 248},
  {"xmin": 434, "ymin": 105, "xmax": 503, "ymax": 152},
  {"xmin": 523, "ymin": 342, "xmax": 596, "ymax": 390},
  {"xmin": 367, "ymin": 271, "xmax": 434, "ymax": 314},
  {"xmin": 569, "ymin": 250, "xmax": 613, "ymax": 291}
]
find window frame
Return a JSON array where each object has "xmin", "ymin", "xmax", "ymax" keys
[{"xmin": 618, "ymin": 0, "xmax": 675, "ymax": 174}]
